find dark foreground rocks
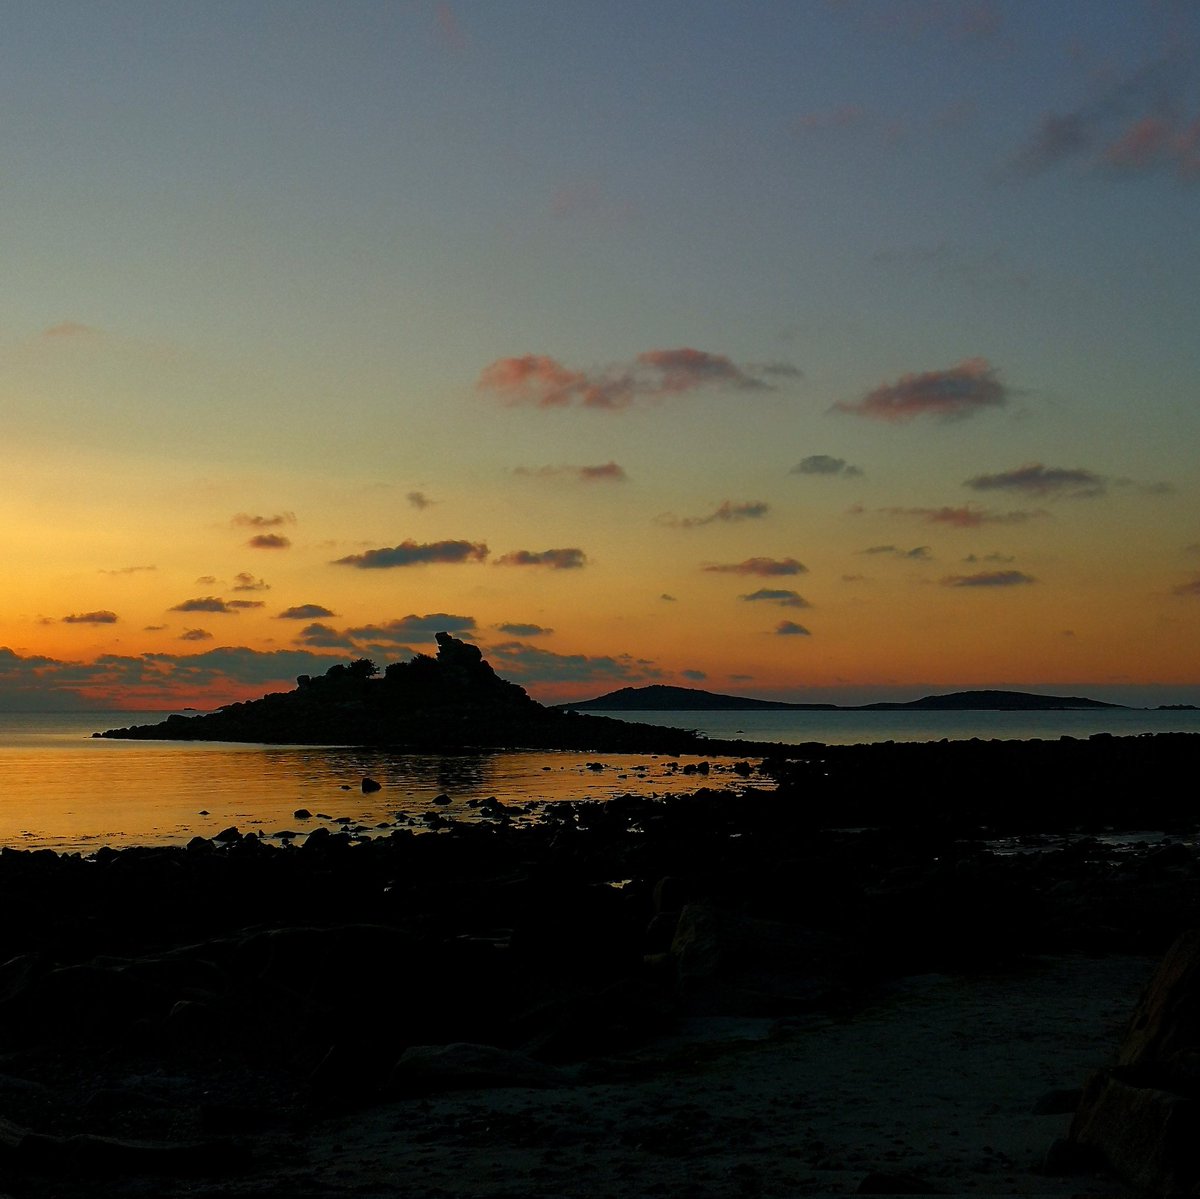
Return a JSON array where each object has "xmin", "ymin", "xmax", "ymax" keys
[
  {"xmin": 1067, "ymin": 927, "xmax": 1200, "ymax": 1194},
  {"xmin": 0, "ymin": 751, "xmax": 1198, "ymax": 1195}
]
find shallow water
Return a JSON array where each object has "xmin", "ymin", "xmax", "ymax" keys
[
  {"xmin": 3, "ymin": 707, "xmax": 1197, "ymax": 854},
  {"xmin": 0, "ymin": 711, "xmax": 763, "ymax": 853}
]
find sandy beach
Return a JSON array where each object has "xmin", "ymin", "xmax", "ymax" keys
[{"xmin": 272, "ymin": 954, "xmax": 1153, "ymax": 1199}]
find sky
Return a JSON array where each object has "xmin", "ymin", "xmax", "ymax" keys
[{"xmin": 3, "ymin": 0, "xmax": 1199, "ymax": 710}]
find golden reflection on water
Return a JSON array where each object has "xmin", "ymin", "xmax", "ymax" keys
[{"xmin": 0, "ymin": 737, "xmax": 768, "ymax": 854}]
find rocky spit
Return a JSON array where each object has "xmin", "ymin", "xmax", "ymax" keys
[{"xmin": 1, "ymin": 729, "xmax": 1200, "ymax": 1196}]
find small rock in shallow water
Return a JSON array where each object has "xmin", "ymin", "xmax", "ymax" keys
[
  {"xmin": 361, "ymin": 776, "xmax": 382, "ymax": 793},
  {"xmin": 294, "ymin": 808, "xmax": 312, "ymax": 819}
]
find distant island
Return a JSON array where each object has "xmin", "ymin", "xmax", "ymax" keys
[{"xmin": 558, "ymin": 684, "xmax": 1125, "ymax": 713}]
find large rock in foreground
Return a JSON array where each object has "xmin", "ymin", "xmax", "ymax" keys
[{"xmin": 1069, "ymin": 929, "xmax": 1200, "ymax": 1194}]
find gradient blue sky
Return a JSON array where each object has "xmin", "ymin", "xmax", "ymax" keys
[{"xmin": 3, "ymin": 0, "xmax": 1198, "ymax": 709}]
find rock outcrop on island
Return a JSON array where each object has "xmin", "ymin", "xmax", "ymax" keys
[{"xmin": 96, "ymin": 632, "xmax": 714, "ymax": 753}]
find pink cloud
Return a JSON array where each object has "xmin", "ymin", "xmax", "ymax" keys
[
  {"xmin": 478, "ymin": 348, "xmax": 782, "ymax": 410},
  {"xmin": 1104, "ymin": 117, "xmax": 1173, "ymax": 171},
  {"xmin": 833, "ymin": 358, "xmax": 1009, "ymax": 422},
  {"xmin": 872, "ymin": 504, "xmax": 1047, "ymax": 527},
  {"xmin": 926, "ymin": 506, "xmax": 1041, "ymax": 527},
  {"xmin": 477, "ymin": 354, "xmax": 602, "ymax": 408}
]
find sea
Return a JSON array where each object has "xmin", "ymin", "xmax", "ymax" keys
[{"xmin": 2, "ymin": 706, "xmax": 1198, "ymax": 855}]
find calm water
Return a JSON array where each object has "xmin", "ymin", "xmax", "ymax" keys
[
  {"xmin": 0, "ymin": 711, "xmax": 762, "ymax": 853},
  {"xmin": 2, "ymin": 707, "xmax": 1197, "ymax": 853},
  {"xmin": 612, "ymin": 705, "xmax": 1200, "ymax": 744}
]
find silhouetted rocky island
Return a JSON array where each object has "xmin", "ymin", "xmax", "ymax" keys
[{"xmin": 96, "ymin": 633, "xmax": 719, "ymax": 753}]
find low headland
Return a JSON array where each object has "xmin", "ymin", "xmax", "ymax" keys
[
  {"xmin": 558, "ymin": 682, "xmax": 1123, "ymax": 712},
  {"xmin": 2, "ymin": 633, "xmax": 1196, "ymax": 1195}
]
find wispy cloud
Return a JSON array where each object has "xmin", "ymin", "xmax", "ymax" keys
[
  {"xmin": 333, "ymin": 540, "xmax": 489, "ymax": 569},
  {"xmin": 942, "ymin": 569, "xmax": 1036, "ymax": 587},
  {"xmin": 495, "ymin": 548, "xmax": 587, "ymax": 569},
  {"xmin": 833, "ymin": 358, "xmax": 1009, "ymax": 422},
  {"xmin": 862, "ymin": 504, "xmax": 1048, "ymax": 527},
  {"xmin": 477, "ymin": 347, "xmax": 788, "ymax": 409},
  {"xmin": 515, "ymin": 462, "xmax": 627, "ymax": 482},
  {"xmin": 61, "ymin": 610, "xmax": 118, "ymax": 624},
  {"xmin": 496, "ymin": 622, "xmax": 553, "ymax": 637},
  {"xmin": 964, "ymin": 462, "xmax": 1107, "ymax": 498},
  {"xmin": 861, "ymin": 544, "xmax": 932, "ymax": 560},
  {"xmin": 434, "ymin": 1, "xmax": 466, "ymax": 53},
  {"xmin": 1011, "ymin": 54, "xmax": 1200, "ymax": 183},
  {"xmin": 793, "ymin": 103, "xmax": 868, "ymax": 134},
  {"xmin": 248, "ymin": 533, "xmax": 291, "ymax": 550},
  {"xmin": 278, "ymin": 604, "xmax": 336, "ymax": 620},
  {"xmin": 180, "ymin": 628, "xmax": 213, "ymax": 641},
  {"xmin": 170, "ymin": 597, "xmax": 239, "ymax": 614},
  {"xmin": 775, "ymin": 620, "xmax": 811, "ymax": 636},
  {"xmin": 1173, "ymin": 574, "xmax": 1200, "ymax": 597},
  {"xmin": 659, "ymin": 500, "xmax": 769, "ymax": 529},
  {"xmin": 550, "ymin": 179, "xmax": 636, "ymax": 224},
  {"xmin": 407, "ymin": 490, "xmax": 434, "ymax": 510},
  {"xmin": 41, "ymin": 321, "xmax": 98, "ymax": 339},
  {"xmin": 703, "ymin": 557, "xmax": 806, "ymax": 577},
  {"xmin": 871, "ymin": 242, "xmax": 1032, "ymax": 293},
  {"xmin": 740, "ymin": 588, "xmax": 810, "ymax": 608},
  {"xmin": 99, "ymin": 565, "xmax": 155, "ymax": 576},
  {"xmin": 233, "ymin": 512, "xmax": 295, "ymax": 528},
  {"xmin": 227, "ymin": 599, "xmax": 265, "ymax": 610},
  {"xmin": 791, "ymin": 454, "xmax": 863, "ymax": 478}
]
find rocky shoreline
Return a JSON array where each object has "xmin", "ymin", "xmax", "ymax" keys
[{"xmin": 1, "ymin": 732, "xmax": 1200, "ymax": 1195}]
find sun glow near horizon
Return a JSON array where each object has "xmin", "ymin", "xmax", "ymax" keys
[{"xmin": 0, "ymin": 1, "xmax": 1197, "ymax": 710}]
